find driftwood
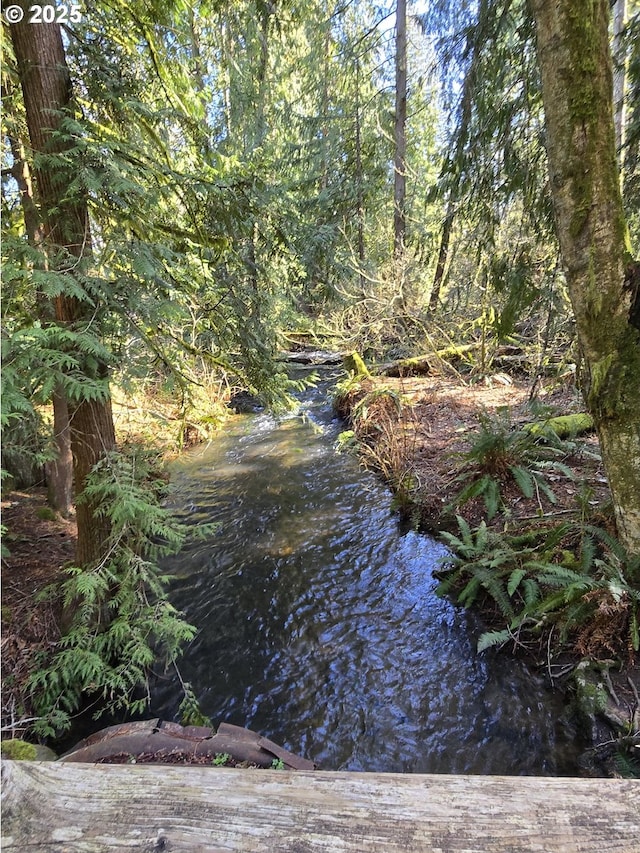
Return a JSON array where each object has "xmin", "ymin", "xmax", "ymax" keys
[
  {"xmin": 2, "ymin": 761, "xmax": 638, "ymax": 852},
  {"xmin": 60, "ymin": 720, "xmax": 315, "ymax": 771}
]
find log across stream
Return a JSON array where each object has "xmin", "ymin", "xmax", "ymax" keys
[
  {"xmin": 145, "ymin": 369, "xmax": 584, "ymax": 775},
  {"xmin": 3, "ymin": 760, "xmax": 639, "ymax": 852}
]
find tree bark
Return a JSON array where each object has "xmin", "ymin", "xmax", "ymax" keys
[
  {"xmin": 11, "ymin": 8, "xmax": 116, "ymax": 564},
  {"xmin": 531, "ymin": 0, "xmax": 640, "ymax": 553},
  {"xmin": 393, "ymin": 0, "xmax": 407, "ymax": 263},
  {"xmin": 612, "ymin": 0, "xmax": 628, "ymax": 161},
  {"xmin": 5, "ymin": 121, "xmax": 74, "ymax": 517},
  {"xmin": 47, "ymin": 388, "xmax": 74, "ymax": 516}
]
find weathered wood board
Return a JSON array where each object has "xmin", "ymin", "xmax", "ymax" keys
[{"xmin": 2, "ymin": 760, "xmax": 639, "ymax": 852}]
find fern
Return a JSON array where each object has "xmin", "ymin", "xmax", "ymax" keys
[
  {"xmin": 507, "ymin": 567, "xmax": 527, "ymax": 596},
  {"xmin": 477, "ymin": 629, "xmax": 512, "ymax": 652},
  {"xmin": 451, "ymin": 407, "xmax": 578, "ymax": 521},
  {"xmin": 510, "ymin": 465, "xmax": 534, "ymax": 498},
  {"xmin": 521, "ymin": 577, "xmax": 541, "ymax": 609},
  {"xmin": 26, "ymin": 445, "xmax": 206, "ymax": 738},
  {"xmin": 436, "ymin": 515, "xmax": 639, "ymax": 661}
]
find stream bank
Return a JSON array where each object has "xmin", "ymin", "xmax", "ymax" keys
[
  {"xmin": 142, "ymin": 368, "xmax": 587, "ymax": 775},
  {"xmin": 334, "ymin": 365, "xmax": 639, "ymax": 776},
  {"xmin": 2, "ymin": 365, "xmax": 637, "ymax": 776}
]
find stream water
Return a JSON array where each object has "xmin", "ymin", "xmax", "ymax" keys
[{"xmin": 150, "ymin": 369, "xmax": 582, "ymax": 774}]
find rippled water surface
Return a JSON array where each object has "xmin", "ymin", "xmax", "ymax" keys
[{"xmin": 152, "ymin": 372, "xmax": 581, "ymax": 774}]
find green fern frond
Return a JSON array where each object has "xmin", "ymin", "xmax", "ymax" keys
[
  {"xmin": 477, "ymin": 629, "xmax": 512, "ymax": 652},
  {"xmin": 510, "ymin": 465, "xmax": 534, "ymax": 498},
  {"xmin": 507, "ymin": 568, "xmax": 527, "ymax": 596}
]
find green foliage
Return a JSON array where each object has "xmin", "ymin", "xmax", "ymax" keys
[
  {"xmin": 335, "ymin": 429, "xmax": 358, "ymax": 453},
  {"xmin": 451, "ymin": 408, "xmax": 575, "ymax": 520},
  {"xmin": 26, "ymin": 446, "xmax": 207, "ymax": 738},
  {"xmin": 36, "ymin": 507, "xmax": 57, "ymax": 521},
  {"xmin": 437, "ymin": 516, "xmax": 640, "ymax": 660},
  {"xmin": 438, "ymin": 517, "xmax": 562, "ymax": 628},
  {"xmin": 178, "ymin": 681, "xmax": 211, "ymax": 728},
  {"xmin": 332, "ymin": 375, "xmax": 364, "ymax": 411},
  {"xmin": 213, "ymin": 753, "xmax": 231, "ymax": 766},
  {"xmin": 613, "ymin": 749, "xmax": 640, "ymax": 780},
  {"xmin": 271, "ymin": 757, "xmax": 285, "ymax": 770}
]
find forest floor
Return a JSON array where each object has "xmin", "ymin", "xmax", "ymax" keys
[
  {"xmin": 2, "ymin": 371, "xmax": 638, "ymax": 772},
  {"xmin": 351, "ymin": 372, "xmax": 611, "ymax": 529},
  {"xmin": 1, "ymin": 489, "xmax": 72, "ymax": 739}
]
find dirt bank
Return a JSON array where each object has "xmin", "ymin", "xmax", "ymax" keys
[
  {"xmin": 335, "ymin": 371, "xmax": 610, "ymax": 531},
  {"xmin": 1, "ymin": 489, "xmax": 74, "ymax": 738}
]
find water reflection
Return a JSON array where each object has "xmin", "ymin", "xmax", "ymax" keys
[{"xmin": 152, "ymin": 377, "xmax": 581, "ymax": 774}]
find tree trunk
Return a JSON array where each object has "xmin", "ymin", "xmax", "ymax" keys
[
  {"xmin": 6, "ymin": 124, "xmax": 74, "ymax": 517},
  {"xmin": 354, "ymin": 58, "xmax": 366, "ymax": 292},
  {"xmin": 612, "ymin": 0, "xmax": 628, "ymax": 162},
  {"xmin": 11, "ymin": 7, "xmax": 116, "ymax": 564},
  {"xmin": 393, "ymin": 0, "xmax": 407, "ymax": 263},
  {"xmin": 320, "ymin": 3, "xmax": 332, "ymax": 193},
  {"xmin": 531, "ymin": 0, "xmax": 640, "ymax": 553},
  {"xmin": 47, "ymin": 388, "xmax": 74, "ymax": 517},
  {"xmin": 429, "ymin": 0, "xmax": 490, "ymax": 311},
  {"xmin": 429, "ymin": 45, "xmax": 477, "ymax": 310},
  {"xmin": 70, "ymin": 396, "xmax": 117, "ymax": 567}
]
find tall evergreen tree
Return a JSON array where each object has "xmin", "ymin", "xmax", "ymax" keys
[
  {"xmin": 531, "ymin": 0, "xmax": 640, "ymax": 553},
  {"xmin": 394, "ymin": 0, "xmax": 408, "ymax": 264},
  {"xmin": 10, "ymin": 8, "xmax": 117, "ymax": 565}
]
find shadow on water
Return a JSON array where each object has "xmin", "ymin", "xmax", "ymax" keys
[{"xmin": 150, "ymin": 371, "xmax": 583, "ymax": 774}]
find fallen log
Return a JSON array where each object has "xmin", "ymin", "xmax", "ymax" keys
[
  {"xmin": 381, "ymin": 354, "xmax": 432, "ymax": 377},
  {"xmin": 379, "ymin": 344, "xmax": 479, "ymax": 377},
  {"xmin": 524, "ymin": 413, "xmax": 594, "ymax": 439},
  {"xmin": 2, "ymin": 761, "xmax": 638, "ymax": 852}
]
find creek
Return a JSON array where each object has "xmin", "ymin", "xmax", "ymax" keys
[{"xmin": 150, "ymin": 368, "xmax": 583, "ymax": 774}]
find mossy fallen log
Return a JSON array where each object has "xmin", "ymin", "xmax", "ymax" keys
[
  {"xmin": 382, "ymin": 355, "xmax": 432, "ymax": 377},
  {"xmin": 436, "ymin": 342, "xmax": 479, "ymax": 362},
  {"xmin": 380, "ymin": 344, "xmax": 479, "ymax": 378},
  {"xmin": 343, "ymin": 351, "xmax": 371, "ymax": 378},
  {"xmin": 524, "ymin": 413, "xmax": 594, "ymax": 439}
]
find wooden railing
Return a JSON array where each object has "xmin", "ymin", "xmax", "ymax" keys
[{"xmin": 2, "ymin": 760, "xmax": 638, "ymax": 852}]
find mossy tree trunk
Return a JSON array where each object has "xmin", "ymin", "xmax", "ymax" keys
[
  {"xmin": 11, "ymin": 8, "xmax": 116, "ymax": 564},
  {"xmin": 531, "ymin": 0, "xmax": 640, "ymax": 553}
]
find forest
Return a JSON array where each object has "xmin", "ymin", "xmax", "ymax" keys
[{"xmin": 1, "ymin": 0, "xmax": 639, "ymax": 776}]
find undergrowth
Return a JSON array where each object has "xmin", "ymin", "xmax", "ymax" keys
[
  {"xmin": 25, "ymin": 445, "xmax": 215, "ymax": 738},
  {"xmin": 450, "ymin": 407, "xmax": 580, "ymax": 519},
  {"xmin": 436, "ymin": 515, "xmax": 639, "ymax": 663},
  {"xmin": 334, "ymin": 379, "xmax": 422, "ymax": 520}
]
